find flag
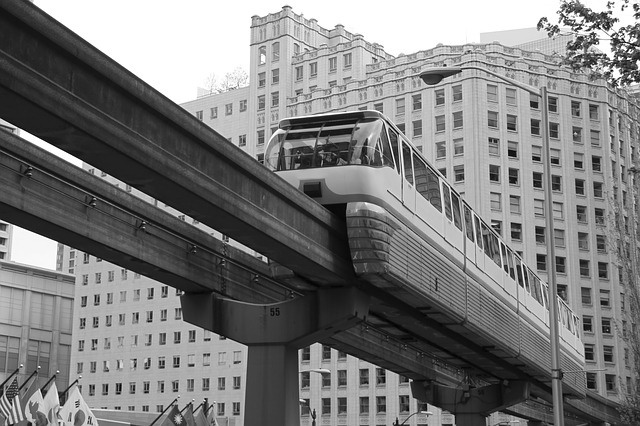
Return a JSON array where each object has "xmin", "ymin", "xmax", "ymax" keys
[
  {"xmin": 204, "ymin": 404, "xmax": 217, "ymax": 426},
  {"xmin": 160, "ymin": 405, "xmax": 184, "ymax": 426},
  {"xmin": 20, "ymin": 378, "xmax": 45, "ymax": 426},
  {"xmin": 0, "ymin": 378, "xmax": 24, "ymax": 424},
  {"xmin": 41, "ymin": 382, "xmax": 61, "ymax": 426},
  {"xmin": 193, "ymin": 406, "xmax": 207, "ymax": 426},
  {"xmin": 182, "ymin": 405, "xmax": 196, "ymax": 426},
  {"xmin": 59, "ymin": 386, "xmax": 98, "ymax": 426}
]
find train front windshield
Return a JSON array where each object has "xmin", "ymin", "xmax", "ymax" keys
[{"xmin": 264, "ymin": 117, "xmax": 395, "ymax": 171}]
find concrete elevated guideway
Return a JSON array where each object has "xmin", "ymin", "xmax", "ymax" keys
[
  {"xmin": 0, "ymin": 130, "xmax": 618, "ymax": 426},
  {"xmin": 0, "ymin": 1, "xmax": 621, "ymax": 424}
]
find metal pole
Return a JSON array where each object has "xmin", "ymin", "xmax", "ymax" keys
[
  {"xmin": 149, "ymin": 396, "xmax": 179, "ymax": 426},
  {"xmin": 0, "ymin": 364, "xmax": 22, "ymax": 389},
  {"xmin": 540, "ymin": 85, "xmax": 565, "ymax": 425},
  {"xmin": 18, "ymin": 365, "xmax": 40, "ymax": 391}
]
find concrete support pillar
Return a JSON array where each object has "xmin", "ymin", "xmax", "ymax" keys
[
  {"xmin": 411, "ymin": 380, "xmax": 530, "ymax": 426},
  {"xmin": 181, "ymin": 288, "xmax": 369, "ymax": 426}
]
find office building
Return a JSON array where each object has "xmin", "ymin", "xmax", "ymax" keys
[
  {"xmin": 0, "ymin": 260, "xmax": 74, "ymax": 389},
  {"xmin": 58, "ymin": 5, "xmax": 637, "ymax": 425}
]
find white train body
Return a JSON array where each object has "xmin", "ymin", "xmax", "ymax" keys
[{"xmin": 265, "ymin": 110, "xmax": 585, "ymax": 396}]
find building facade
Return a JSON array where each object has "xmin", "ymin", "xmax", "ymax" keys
[
  {"xmin": 59, "ymin": 5, "xmax": 638, "ymax": 425},
  {"xmin": 0, "ymin": 260, "xmax": 74, "ymax": 389}
]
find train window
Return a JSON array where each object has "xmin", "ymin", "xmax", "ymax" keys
[
  {"xmin": 481, "ymin": 222, "xmax": 492, "ymax": 259},
  {"xmin": 414, "ymin": 156, "xmax": 441, "ymax": 211},
  {"xmin": 490, "ymin": 233, "xmax": 501, "ymax": 267},
  {"xmin": 442, "ymin": 184, "xmax": 453, "ymax": 221},
  {"xmin": 531, "ymin": 276, "xmax": 543, "ymax": 305},
  {"xmin": 351, "ymin": 119, "xmax": 385, "ymax": 166},
  {"xmin": 523, "ymin": 268, "xmax": 532, "ymax": 294},
  {"xmin": 463, "ymin": 205, "xmax": 474, "ymax": 242},
  {"xmin": 402, "ymin": 143, "xmax": 414, "ymax": 185},
  {"xmin": 506, "ymin": 248, "xmax": 516, "ymax": 280},
  {"xmin": 450, "ymin": 193, "xmax": 463, "ymax": 231},
  {"xmin": 317, "ymin": 123, "xmax": 355, "ymax": 167},
  {"xmin": 500, "ymin": 243, "xmax": 509, "ymax": 274},
  {"xmin": 542, "ymin": 283, "xmax": 549, "ymax": 309},
  {"xmin": 474, "ymin": 215, "xmax": 483, "ymax": 249},
  {"xmin": 515, "ymin": 258, "xmax": 525, "ymax": 287},
  {"xmin": 388, "ymin": 128, "xmax": 401, "ymax": 174}
]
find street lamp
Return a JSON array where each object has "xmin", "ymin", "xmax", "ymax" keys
[
  {"xmin": 299, "ymin": 368, "xmax": 329, "ymax": 426},
  {"xmin": 393, "ymin": 410, "xmax": 432, "ymax": 426},
  {"xmin": 420, "ymin": 66, "xmax": 565, "ymax": 426}
]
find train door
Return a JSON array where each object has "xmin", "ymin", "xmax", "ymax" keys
[{"xmin": 400, "ymin": 141, "xmax": 416, "ymax": 212}]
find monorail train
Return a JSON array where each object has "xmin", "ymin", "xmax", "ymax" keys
[{"xmin": 264, "ymin": 110, "xmax": 585, "ymax": 396}]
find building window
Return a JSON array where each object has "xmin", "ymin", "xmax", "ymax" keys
[
  {"xmin": 453, "ymin": 137, "xmax": 464, "ymax": 155},
  {"xmin": 579, "ymin": 259, "xmax": 590, "ymax": 277},
  {"xmin": 506, "ymin": 88, "xmax": 517, "ymax": 105},
  {"xmin": 309, "ymin": 62, "xmax": 318, "ymax": 78},
  {"xmin": 489, "ymin": 165, "xmax": 500, "ymax": 182},
  {"xmin": 412, "ymin": 120, "xmax": 423, "ymax": 137},
  {"xmin": 488, "ymin": 137, "xmax": 500, "ymax": 155},
  {"xmin": 435, "ymin": 89, "xmax": 445, "ymax": 106},
  {"xmin": 376, "ymin": 368, "xmax": 386, "ymax": 385},
  {"xmin": 581, "ymin": 287, "xmax": 592, "ymax": 305},
  {"xmin": 571, "ymin": 100, "xmax": 581, "ymax": 117},
  {"xmin": 412, "ymin": 94, "xmax": 422, "ymax": 111},
  {"xmin": 487, "ymin": 84, "xmax": 498, "ymax": 102},
  {"xmin": 490, "ymin": 192, "xmax": 502, "ymax": 211},
  {"xmin": 511, "ymin": 223, "xmax": 522, "ymax": 241},
  {"xmin": 359, "ymin": 368, "xmax": 369, "ymax": 386},
  {"xmin": 445, "ymin": 85, "xmax": 460, "ymax": 104},
  {"xmin": 506, "ymin": 114, "xmax": 517, "ymax": 131},
  {"xmin": 508, "ymin": 168, "xmax": 519, "ymax": 185},
  {"xmin": 453, "ymin": 111, "xmax": 463, "ymax": 129},
  {"xmin": 533, "ymin": 172, "xmax": 543, "ymax": 189},
  {"xmin": 531, "ymin": 119, "xmax": 541, "ymax": 136},
  {"xmin": 548, "ymin": 96, "xmax": 558, "ymax": 113},
  {"xmin": 343, "ymin": 53, "xmax": 352, "ymax": 68},
  {"xmin": 589, "ymin": 104, "xmax": 599, "ymax": 120},
  {"xmin": 435, "ymin": 115, "xmax": 445, "ymax": 132},
  {"xmin": 488, "ymin": 111, "xmax": 498, "ymax": 128},
  {"xmin": 454, "ymin": 165, "xmax": 465, "ymax": 182}
]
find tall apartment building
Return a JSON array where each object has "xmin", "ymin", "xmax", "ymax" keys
[
  {"xmin": 58, "ymin": 5, "xmax": 637, "ymax": 425},
  {"xmin": 0, "ymin": 260, "xmax": 74, "ymax": 389}
]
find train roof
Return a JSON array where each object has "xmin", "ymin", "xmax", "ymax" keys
[{"xmin": 278, "ymin": 110, "xmax": 386, "ymax": 129}]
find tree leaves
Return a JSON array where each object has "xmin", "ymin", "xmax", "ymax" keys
[{"xmin": 538, "ymin": 0, "xmax": 640, "ymax": 86}]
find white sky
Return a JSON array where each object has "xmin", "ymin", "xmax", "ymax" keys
[{"xmin": 10, "ymin": 0, "xmax": 609, "ymax": 269}]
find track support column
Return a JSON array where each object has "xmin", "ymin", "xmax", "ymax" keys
[
  {"xmin": 181, "ymin": 288, "xmax": 369, "ymax": 426},
  {"xmin": 411, "ymin": 380, "xmax": 530, "ymax": 426}
]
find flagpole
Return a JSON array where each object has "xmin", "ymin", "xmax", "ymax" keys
[
  {"xmin": 149, "ymin": 395, "xmax": 179, "ymax": 426},
  {"xmin": 18, "ymin": 365, "xmax": 40, "ymax": 391},
  {"xmin": 193, "ymin": 400, "xmax": 204, "ymax": 414},
  {"xmin": 40, "ymin": 370, "xmax": 59, "ymax": 393},
  {"xmin": 59, "ymin": 376, "xmax": 81, "ymax": 405},
  {"xmin": 0, "ymin": 364, "xmax": 23, "ymax": 389},
  {"xmin": 179, "ymin": 400, "xmax": 195, "ymax": 414}
]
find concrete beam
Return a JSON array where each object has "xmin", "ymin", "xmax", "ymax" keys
[
  {"xmin": 0, "ymin": 0, "xmax": 354, "ymax": 287},
  {"xmin": 181, "ymin": 288, "xmax": 370, "ymax": 426}
]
